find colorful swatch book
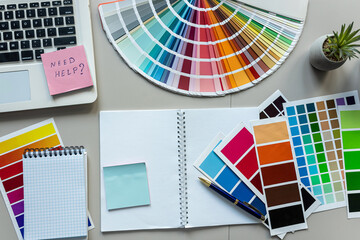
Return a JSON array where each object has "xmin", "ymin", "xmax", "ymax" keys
[
  {"xmin": 23, "ymin": 147, "xmax": 88, "ymax": 240},
  {"xmin": 98, "ymin": 0, "xmax": 308, "ymax": 96},
  {"xmin": 100, "ymin": 108, "xmax": 262, "ymax": 231},
  {"xmin": 284, "ymin": 91, "xmax": 359, "ymax": 212},
  {"xmin": 339, "ymin": 105, "xmax": 360, "ymax": 218},
  {"xmin": 0, "ymin": 119, "xmax": 63, "ymax": 239},
  {"xmin": 0, "ymin": 119, "xmax": 94, "ymax": 240}
]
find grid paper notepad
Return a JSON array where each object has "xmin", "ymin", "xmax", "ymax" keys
[{"xmin": 23, "ymin": 149, "xmax": 87, "ymax": 240}]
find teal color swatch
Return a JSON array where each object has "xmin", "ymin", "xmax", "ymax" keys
[{"xmin": 103, "ymin": 163, "xmax": 150, "ymax": 210}]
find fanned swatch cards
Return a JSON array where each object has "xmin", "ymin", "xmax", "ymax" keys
[
  {"xmin": 99, "ymin": 0, "xmax": 308, "ymax": 96},
  {"xmin": 193, "ymin": 133, "xmax": 267, "ymax": 217}
]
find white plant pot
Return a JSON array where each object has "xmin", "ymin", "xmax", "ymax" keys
[{"xmin": 309, "ymin": 35, "xmax": 346, "ymax": 71}]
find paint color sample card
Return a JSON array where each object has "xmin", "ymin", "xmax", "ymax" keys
[
  {"xmin": 193, "ymin": 133, "xmax": 266, "ymax": 217},
  {"xmin": 214, "ymin": 123, "xmax": 264, "ymax": 201},
  {"xmin": 252, "ymin": 117, "xmax": 307, "ymax": 235},
  {"xmin": 283, "ymin": 91, "xmax": 359, "ymax": 211},
  {"xmin": 98, "ymin": 0, "xmax": 308, "ymax": 96},
  {"xmin": 103, "ymin": 163, "xmax": 150, "ymax": 210},
  {"xmin": 213, "ymin": 121, "xmax": 321, "ymax": 219},
  {"xmin": 41, "ymin": 45, "xmax": 94, "ymax": 95},
  {"xmin": 339, "ymin": 105, "xmax": 360, "ymax": 218},
  {"xmin": 258, "ymin": 90, "xmax": 288, "ymax": 119},
  {"xmin": 0, "ymin": 119, "xmax": 63, "ymax": 239},
  {"xmin": 210, "ymin": 124, "xmax": 319, "ymax": 236},
  {"xmin": 256, "ymin": 90, "xmax": 321, "ymax": 219},
  {"xmin": 23, "ymin": 148, "xmax": 87, "ymax": 240}
]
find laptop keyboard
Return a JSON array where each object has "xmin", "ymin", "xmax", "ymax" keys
[{"xmin": 0, "ymin": 0, "xmax": 77, "ymax": 63}]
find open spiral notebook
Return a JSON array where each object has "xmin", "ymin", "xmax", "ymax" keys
[{"xmin": 100, "ymin": 108, "xmax": 262, "ymax": 231}]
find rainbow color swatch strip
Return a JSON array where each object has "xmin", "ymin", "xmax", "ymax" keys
[
  {"xmin": 252, "ymin": 117, "xmax": 307, "ymax": 236},
  {"xmin": 339, "ymin": 105, "xmax": 360, "ymax": 218},
  {"xmin": 0, "ymin": 119, "xmax": 63, "ymax": 239},
  {"xmin": 283, "ymin": 91, "xmax": 359, "ymax": 212},
  {"xmin": 98, "ymin": 0, "xmax": 306, "ymax": 96}
]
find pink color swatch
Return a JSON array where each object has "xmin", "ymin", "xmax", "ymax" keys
[
  {"xmin": 220, "ymin": 128, "xmax": 254, "ymax": 164},
  {"xmin": 214, "ymin": 123, "xmax": 264, "ymax": 201}
]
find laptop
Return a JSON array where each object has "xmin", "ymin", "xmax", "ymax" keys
[{"xmin": 0, "ymin": 0, "xmax": 97, "ymax": 113}]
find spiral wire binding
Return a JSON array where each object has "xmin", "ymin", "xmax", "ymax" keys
[
  {"xmin": 177, "ymin": 110, "xmax": 188, "ymax": 227},
  {"xmin": 23, "ymin": 146, "xmax": 85, "ymax": 158}
]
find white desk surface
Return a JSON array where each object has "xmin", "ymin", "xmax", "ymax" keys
[{"xmin": 1, "ymin": 0, "xmax": 360, "ymax": 239}]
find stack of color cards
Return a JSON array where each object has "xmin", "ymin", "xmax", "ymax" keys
[
  {"xmin": 98, "ymin": 0, "xmax": 308, "ymax": 96},
  {"xmin": 193, "ymin": 133, "xmax": 267, "ymax": 218},
  {"xmin": 193, "ymin": 90, "xmax": 360, "ymax": 237},
  {"xmin": 194, "ymin": 122, "xmax": 320, "ymax": 237}
]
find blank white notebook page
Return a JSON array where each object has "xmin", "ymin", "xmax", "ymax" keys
[
  {"xmin": 23, "ymin": 152, "xmax": 87, "ymax": 240},
  {"xmin": 100, "ymin": 110, "xmax": 181, "ymax": 232},
  {"xmin": 184, "ymin": 108, "xmax": 259, "ymax": 227}
]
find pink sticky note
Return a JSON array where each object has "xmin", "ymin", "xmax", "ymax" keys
[{"xmin": 41, "ymin": 45, "xmax": 93, "ymax": 95}]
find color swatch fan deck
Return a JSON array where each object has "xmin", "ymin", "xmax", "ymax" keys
[{"xmin": 98, "ymin": 0, "xmax": 308, "ymax": 96}]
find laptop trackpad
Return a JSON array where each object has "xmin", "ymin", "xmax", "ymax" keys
[{"xmin": 0, "ymin": 71, "xmax": 31, "ymax": 104}]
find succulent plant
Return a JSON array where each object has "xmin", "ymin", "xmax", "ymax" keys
[{"xmin": 323, "ymin": 22, "xmax": 360, "ymax": 61}]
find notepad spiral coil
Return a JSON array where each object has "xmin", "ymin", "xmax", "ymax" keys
[
  {"xmin": 23, "ymin": 146, "xmax": 85, "ymax": 158},
  {"xmin": 177, "ymin": 110, "xmax": 188, "ymax": 226}
]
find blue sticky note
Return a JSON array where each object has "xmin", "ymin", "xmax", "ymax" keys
[{"xmin": 103, "ymin": 163, "xmax": 150, "ymax": 210}]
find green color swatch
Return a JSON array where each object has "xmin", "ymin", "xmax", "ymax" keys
[
  {"xmin": 312, "ymin": 133, "xmax": 322, "ymax": 142},
  {"xmin": 315, "ymin": 143, "xmax": 324, "ymax": 153},
  {"xmin": 323, "ymin": 184, "xmax": 333, "ymax": 194},
  {"xmin": 342, "ymin": 131, "xmax": 360, "ymax": 149},
  {"xmin": 311, "ymin": 123, "xmax": 320, "ymax": 132},
  {"xmin": 346, "ymin": 172, "xmax": 360, "ymax": 191},
  {"xmin": 316, "ymin": 153, "xmax": 326, "ymax": 163},
  {"xmin": 340, "ymin": 110, "xmax": 360, "ymax": 129},
  {"xmin": 311, "ymin": 175, "xmax": 320, "ymax": 185},
  {"xmin": 344, "ymin": 151, "xmax": 360, "ymax": 170},
  {"xmin": 319, "ymin": 163, "xmax": 328, "ymax": 173},
  {"xmin": 321, "ymin": 173, "xmax": 330, "ymax": 183},
  {"xmin": 308, "ymin": 113, "xmax": 318, "ymax": 122}
]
